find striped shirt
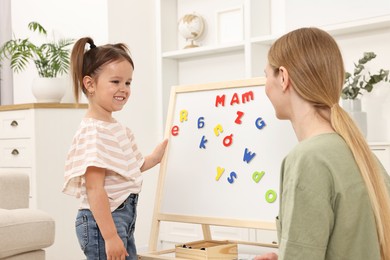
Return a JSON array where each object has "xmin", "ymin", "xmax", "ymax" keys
[{"xmin": 63, "ymin": 117, "xmax": 145, "ymax": 212}]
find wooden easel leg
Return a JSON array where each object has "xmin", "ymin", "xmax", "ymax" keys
[
  {"xmin": 202, "ymin": 224, "xmax": 212, "ymax": 240},
  {"xmin": 149, "ymin": 219, "xmax": 160, "ymax": 251}
]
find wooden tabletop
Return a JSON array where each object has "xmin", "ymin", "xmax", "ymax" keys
[{"xmin": 0, "ymin": 103, "xmax": 88, "ymax": 111}]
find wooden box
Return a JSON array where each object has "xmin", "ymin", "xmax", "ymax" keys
[{"xmin": 175, "ymin": 240, "xmax": 237, "ymax": 260}]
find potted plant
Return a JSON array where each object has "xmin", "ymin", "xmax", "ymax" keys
[
  {"xmin": 0, "ymin": 21, "xmax": 74, "ymax": 102},
  {"xmin": 341, "ymin": 52, "xmax": 389, "ymax": 100},
  {"xmin": 341, "ymin": 52, "xmax": 390, "ymax": 137}
]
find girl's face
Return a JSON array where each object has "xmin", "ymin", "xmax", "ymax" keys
[{"xmin": 87, "ymin": 59, "xmax": 133, "ymax": 118}]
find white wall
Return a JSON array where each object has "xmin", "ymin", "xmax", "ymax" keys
[{"xmin": 11, "ymin": 0, "xmax": 109, "ymax": 104}]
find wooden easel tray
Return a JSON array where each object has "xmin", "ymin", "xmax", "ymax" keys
[{"xmin": 175, "ymin": 240, "xmax": 237, "ymax": 260}]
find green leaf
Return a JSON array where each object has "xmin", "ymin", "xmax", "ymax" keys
[
  {"xmin": 341, "ymin": 51, "xmax": 390, "ymax": 100},
  {"xmin": 0, "ymin": 21, "xmax": 74, "ymax": 78}
]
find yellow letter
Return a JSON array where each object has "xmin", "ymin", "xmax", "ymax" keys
[
  {"xmin": 215, "ymin": 166, "xmax": 225, "ymax": 181},
  {"xmin": 180, "ymin": 110, "xmax": 188, "ymax": 122}
]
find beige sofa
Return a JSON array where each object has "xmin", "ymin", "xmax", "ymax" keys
[{"xmin": 0, "ymin": 173, "xmax": 55, "ymax": 259}]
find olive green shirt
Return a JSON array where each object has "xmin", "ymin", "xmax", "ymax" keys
[{"xmin": 277, "ymin": 133, "xmax": 390, "ymax": 260}]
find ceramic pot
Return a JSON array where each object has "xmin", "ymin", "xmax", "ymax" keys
[
  {"xmin": 32, "ymin": 77, "xmax": 66, "ymax": 103},
  {"xmin": 342, "ymin": 99, "xmax": 367, "ymax": 137}
]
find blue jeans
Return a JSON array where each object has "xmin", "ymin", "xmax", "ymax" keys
[{"xmin": 75, "ymin": 193, "xmax": 138, "ymax": 260}]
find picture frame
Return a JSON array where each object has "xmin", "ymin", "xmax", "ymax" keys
[{"xmin": 216, "ymin": 6, "xmax": 244, "ymax": 44}]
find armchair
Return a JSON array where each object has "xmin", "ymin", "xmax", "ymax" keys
[{"xmin": 0, "ymin": 173, "xmax": 55, "ymax": 259}]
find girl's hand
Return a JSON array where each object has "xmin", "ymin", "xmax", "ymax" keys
[
  {"xmin": 152, "ymin": 139, "xmax": 168, "ymax": 164},
  {"xmin": 254, "ymin": 252, "xmax": 278, "ymax": 260},
  {"xmin": 141, "ymin": 139, "xmax": 168, "ymax": 172},
  {"xmin": 105, "ymin": 234, "xmax": 129, "ymax": 260}
]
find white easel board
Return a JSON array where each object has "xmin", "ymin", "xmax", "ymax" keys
[{"xmin": 142, "ymin": 78, "xmax": 297, "ymax": 258}]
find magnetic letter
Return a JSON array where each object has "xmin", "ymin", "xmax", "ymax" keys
[
  {"xmin": 265, "ymin": 189, "xmax": 277, "ymax": 203},
  {"xmin": 243, "ymin": 148, "xmax": 256, "ymax": 163},
  {"xmin": 215, "ymin": 95, "xmax": 226, "ymax": 107},
  {"xmin": 180, "ymin": 110, "xmax": 188, "ymax": 122},
  {"xmin": 214, "ymin": 124, "xmax": 223, "ymax": 136},
  {"xmin": 255, "ymin": 117, "xmax": 267, "ymax": 129},
  {"xmin": 171, "ymin": 125, "xmax": 179, "ymax": 136},
  {"xmin": 199, "ymin": 135, "xmax": 208, "ymax": 149},
  {"xmin": 197, "ymin": 117, "xmax": 205, "ymax": 129},
  {"xmin": 252, "ymin": 171, "xmax": 265, "ymax": 183},
  {"xmin": 215, "ymin": 167, "xmax": 225, "ymax": 181},
  {"xmin": 242, "ymin": 91, "xmax": 254, "ymax": 103},
  {"xmin": 223, "ymin": 134, "xmax": 233, "ymax": 147},
  {"xmin": 235, "ymin": 111, "xmax": 244, "ymax": 124},
  {"xmin": 227, "ymin": 172, "xmax": 237, "ymax": 184},
  {"xmin": 230, "ymin": 93, "xmax": 240, "ymax": 106}
]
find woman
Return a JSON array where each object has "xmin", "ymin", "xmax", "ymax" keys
[{"xmin": 255, "ymin": 27, "xmax": 390, "ymax": 260}]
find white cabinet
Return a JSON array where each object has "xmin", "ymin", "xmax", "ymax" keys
[
  {"xmin": 370, "ymin": 142, "xmax": 390, "ymax": 175},
  {"xmin": 0, "ymin": 103, "xmax": 87, "ymax": 260}
]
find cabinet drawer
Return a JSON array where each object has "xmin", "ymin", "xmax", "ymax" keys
[
  {"xmin": 0, "ymin": 110, "xmax": 33, "ymax": 139},
  {"xmin": 0, "ymin": 139, "xmax": 33, "ymax": 167}
]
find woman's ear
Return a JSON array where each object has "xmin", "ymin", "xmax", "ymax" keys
[
  {"xmin": 83, "ymin": 76, "xmax": 95, "ymax": 94},
  {"xmin": 279, "ymin": 66, "xmax": 290, "ymax": 92}
]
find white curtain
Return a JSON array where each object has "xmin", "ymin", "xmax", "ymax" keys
[{"xmin": 0, "ymin": 0, "xmax": 13, "ymax": 105}]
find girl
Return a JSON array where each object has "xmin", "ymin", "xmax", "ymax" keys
[
  {"xmin": 63, "ymin": 37, "xmax": 167, "ymax": 260},
  {"xmin": 255, "ymin": 28, "xmax": 390, "ymax": 260}
]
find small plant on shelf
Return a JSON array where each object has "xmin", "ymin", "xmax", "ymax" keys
[{"xmin": 341, "ymin": 52, "xmax": 390, "ymax": 100}]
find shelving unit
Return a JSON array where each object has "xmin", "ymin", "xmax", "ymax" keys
[
  {"xmin": 155, "ymin": 0, "xmax": 390, "ymax": 250},
  {"xmin": 156, "ymin": 0, "xmax": 390, "ymax": 123}
]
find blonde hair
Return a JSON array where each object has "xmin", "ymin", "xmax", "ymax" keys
[
  {"xmin": 70, "ymin": 37, "xmax": 134, "ymax": 103},
  {"xmin": 268, "ymin": 27, "xmax": 390, "ymax": 259}
]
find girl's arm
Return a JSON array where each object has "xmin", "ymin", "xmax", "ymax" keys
[
  {"xmin": 141, "ymin": 139, "xmax": 168, "ymax": 172},
  {"xmin": 85, "ymin": 166, "xmax": 129, "ymax": 258}
]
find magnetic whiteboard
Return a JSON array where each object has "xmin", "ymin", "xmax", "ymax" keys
[{"xmin": 159, "ymin": 78, "xmax": 297, "ymax": 223}]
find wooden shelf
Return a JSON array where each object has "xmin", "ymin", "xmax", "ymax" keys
[
  {"xmin": 322, "ymin": 15, "xmax": 390, "ymax": 36},
  {"xmin": 162, "ymin": 42, "xmax": 245, "ymax": 59}
]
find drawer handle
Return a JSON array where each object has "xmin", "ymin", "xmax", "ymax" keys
[
  {"xmin": 11, "ymin": 149, "xmax": 19, "ymax": 156},
  {"xmin": 10, "ymin": 120, "xmax": 19, "ymax": 127}
]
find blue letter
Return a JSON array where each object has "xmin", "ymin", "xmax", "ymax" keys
[
  {"xmin": 243, "ymin": 148, "xmax": 256, "ymax": 163},
  {"xmin": 227, "ymin": 172, "xmax": 237, "ymax": 184},
  {"xmin": 199, "ymin": 135, "xmax": 208, "ymax": 149}
]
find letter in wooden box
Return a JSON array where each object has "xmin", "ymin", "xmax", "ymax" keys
[{"xmin": 175, "ymin": 240, "xmax": 238, "ymax": 260}]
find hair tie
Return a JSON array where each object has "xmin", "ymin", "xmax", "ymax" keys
[
  {"xmin": 331, "ymin": 103, "xmax": 340, "ymax": 111},
  {"xmin": 90, "ymin": 43, "xmax": 96, "ymax": 49}
]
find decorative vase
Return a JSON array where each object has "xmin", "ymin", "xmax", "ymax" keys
[
  {"xmin": 342, "ymin": 99, "xmax": 367, "ymax": 137},
  {"xmin": 32, "ymin": 77, "xmax": 67, "ymax": 103}
]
